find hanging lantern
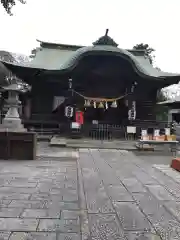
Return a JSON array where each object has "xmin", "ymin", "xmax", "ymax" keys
[
  {"xmin": 87, "ymin": 100, "xmax": 91, "ymax": 107},
  {"xmin": 84, "ymin": 99, "xmax": 91, "ymax": 107},
  {"xmin": 98, "ymin": 101, "xmax": 104, "ymax": 108},
  {"xmin": 111, "ymin": 100, "xmax": 117, "ymax": 108},
  {"xmin": 105, "ymin": 102, "xmax": 108, "ymax": 109},
  {"xmin": 93, "ymin": 101, "xmax": 96, "ymax": 108},
  {"xmin": 84, "ymin": 100, "xmax": 87, "ymax": 107}
]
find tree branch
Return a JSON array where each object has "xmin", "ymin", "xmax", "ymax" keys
[{"xmin": 1, "ymin": 0, "xmax": 26, "ymax": 15}]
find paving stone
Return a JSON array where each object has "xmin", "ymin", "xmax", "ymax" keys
[
  {"xmin": 52, "ymin": 182, "xmax": 66, "ymax": 189},
  {"xmin": 86, "ymin": 193, "xmax": 114, "ymax": 213},
  {"xmin": 146, "ymin": 185, "xmax": 175, "ymax": 201},
  {"xmin": 0, "ymin": 200, "xmax": 11, "ymax": 208},
  {"xmin": 64, "ymin": 181, "xmax": 77, "ymax": 190},
  {"xmin": 163, "ymin": 201, "xmax": 180, "ymax": 222},
  {"xmin": 9, "ymin": 200, "xmax": 45, "ymax": 209},
  {"xmin": 57, "ymin": 233, "xmax": 80, "ymax": 240},
  {"xmin": 0, "ymin": 218, "xmax": 38, "ymax": 231},
  {"xmin": 133, "ymin": 171, "xmax": 158, "ymax": 185},
  {"xmin": 0, "ymin": 193, "xmax": 30, "ymax": 200},
  {"xmin": 30, "ymin": 193, "xmax": 51, "ymax": 201},
  {"xmin": 107, "ymin": 185, "xmax": 134, "ymax": 202},
  {"xmin": 50, "ymin": 195, "xmax": 63, "ymax": 202},
  {"xmin": 21, "ymin": 208, "xmax": 60, "ymax": 219},
  {"xmin": 157, "ymin": 177, "xmax": 180, "ymax": 200},
  {"xmin": 89, "ymin": 214, "xmax": 126, "ymax": 240},
  {"xmin": 0, "ymin": 231, "xmax": 11, "ymax": 240},
  {"xmin": 133, "ymin": 192, "xmax": 172, "ymax": 222},
  {"xmin": 37, "ymin": 184, "xmax": 60, "ymax": 193},
  {"xmin": 132, "ymin": 191, "xmax": 180, "ymax": 238},
  {"xmin": 9, "ymin": 232, "xmax": 57, "ymax": 240},
  {"xmin": 62, "ymin": 190, "xmax": 78, "ymax": 202},
  {"xmin": 153, "ymin": 219, "xmax": 180, "ymax": 240},
  {"xmin": 121, "ymin": 178, "xmax": 147, "ymax": 193},
  {"xmin": 0, "ymin": 208, "xmax": 22, "ymax": 218},
  {"xmin": 0, "ymin": 187, "xmax": 38, "ymax": 194},
  {"xmin": 50, "ymin": 188, "xmax": 64, "ymax": 195},
  {"xmin": 61, "ymin": 210, "xmax": 80, "ymax": 220},
  {"xmin": 113, "ymin": 202, "xmax": 152, "ymax": 231},
  {"xmin": 124, "ymin": 231, "xmax": 161, "ymax": 240},
  {"xmin": 38, "ymin": 219, "xmax": 80, "ymax": 232},
  {"xmin": 46, "ymin": 201, "xmax": 79, "ymax": 210},
  {"xmin": 8, "ymin": 181, "xmax": 37, "ymax": 188}
]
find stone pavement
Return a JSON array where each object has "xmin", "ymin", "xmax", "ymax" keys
[{"xmin": 0, "ymin": 147, "xmax": 180, "ymax": 239}]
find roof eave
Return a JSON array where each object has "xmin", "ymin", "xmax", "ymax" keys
[{"xmin": 36, "ymin": 39, "xmax": 84, "ymax": 51}]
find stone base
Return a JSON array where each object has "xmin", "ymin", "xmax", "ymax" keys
[
  {"xmin": 171, "ymin": 158, "xmax": 180, "ymax": 172},
  {"xmin": 0, "ymin": 131, "xmax": 37, "ymax": 160},
  {"xmin": 0, "ymin": 117, "xmax": 26, "ymax": 132}
]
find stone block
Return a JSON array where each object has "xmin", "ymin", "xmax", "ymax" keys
[
  {"xmin": 113, "ymin": 202, "xmax": 152, "ymax": 231},
  {"xmin": 0, "ymin": 208, "xmax": 22, "ymax": 218},
  {"xmin": 0, "ymin": 218, "xmax": 38, "ymax": 231},
  {"xmin": 89, "ymin": 214, "xmax": 126, "ymax": 239},
  {"xmin": 37, "ymin": 219, "xmax": 80, "ymax": 232},
  {"xmin": 9, "ymin": 200, "xmax": 45, "ymax": 209},
  {"xmin": 9, "ymin": 232, "xmax": 57, "ymax": 240}
]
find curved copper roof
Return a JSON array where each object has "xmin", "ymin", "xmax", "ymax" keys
[
  {"xmin": 1, "ymin": 44, "xmax": 180, "ymax": 86},
  {"xmin": 52, "ymin": 45, "xmax": 180, "ymax": 80}
]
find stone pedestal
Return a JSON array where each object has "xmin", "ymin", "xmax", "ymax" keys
[{"xmin": 0, "ymin": 131, "xmax": 37, "ymax": 160}]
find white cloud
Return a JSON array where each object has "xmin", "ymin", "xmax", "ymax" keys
[{"xmin": 0, "ymin": 0, "xmax": 180, "ymax": 72}]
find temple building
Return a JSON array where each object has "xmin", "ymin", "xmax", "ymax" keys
[{"xmin": 1, "ymin": 30, "xmax": 180, "ymax": 138}]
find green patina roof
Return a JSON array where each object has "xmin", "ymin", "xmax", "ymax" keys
[
  {"xmin": 37, "ymin": 39, "xmax": 83, "ymax": 51},
  {"xmin": 1, "ymin": 42, "xmax": 180, "ymax": 86}
]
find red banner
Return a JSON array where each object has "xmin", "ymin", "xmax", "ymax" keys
[{"xmin": 76, "ymin": 111, "xmax": 84, "ymax": 125}]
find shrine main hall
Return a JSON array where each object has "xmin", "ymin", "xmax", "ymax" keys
[{"xmin": 1, "ymin": 31, "xmax": 180, "ymax": 138}]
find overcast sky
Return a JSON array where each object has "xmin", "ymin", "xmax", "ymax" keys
[{"xmin": 0, "ymin": 0, "xmax": 179, "ymax": 73}]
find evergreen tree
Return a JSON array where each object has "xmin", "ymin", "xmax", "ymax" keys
[
  {"xmin": 1, "ymin": 0, "xmax": 25, "ymax": 15},
  {"xmin": 133, "ymin": 43, "xmax": 155, "ymax": 65}
]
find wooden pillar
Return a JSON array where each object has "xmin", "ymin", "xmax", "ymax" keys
[
  {"xmin": 0, "ymin": 92, "xmax": 2, "ymax": 124},
  {"xmin": 24, "ymin": 98, "xmax": 31, "ymax": 119}
]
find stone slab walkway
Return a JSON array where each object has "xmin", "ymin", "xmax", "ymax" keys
[
  {"xmin": 78, "ymin": 149, "xmax": 180, "ymax": 240},
  {"xmin": 0, "ymin": 147, "xmax": 179, "ymax": 239}
]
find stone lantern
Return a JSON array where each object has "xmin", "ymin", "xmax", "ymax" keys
[{"xmin": 0, "ymin": 75, "xmax": 31, "ymax": 132}]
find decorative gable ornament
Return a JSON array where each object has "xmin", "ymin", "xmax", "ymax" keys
[{"xmin": 93, "ymin": 29, "xmax": 118, "ymax": 47}]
